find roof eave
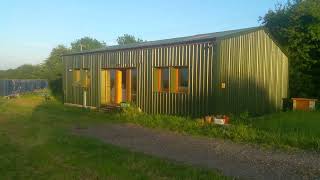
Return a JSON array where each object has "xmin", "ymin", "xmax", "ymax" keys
[
  {"xmin": 62, "ymin": 37, "xmax": 217, "ymax": 57},
  {"xmin": 62, "ymin": 26, "xmax": 263, "ymax": 57}
]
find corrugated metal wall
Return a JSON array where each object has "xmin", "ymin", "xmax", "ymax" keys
[
  {"xmin": 63, "ymin": 54, "xmax": 100, "ymax": 107},
  {"xmin": 214, "ymin": 30, "xmax": 288, "ymax": 115},
  {"xmin": 0, "ymin": 79, "xmax": 48, "ymax": 96},
  {"xmin": 62, "ymin": 29, "xmax": 288, "ymax": 116},
  {"xmin": 63, "ymin": 42, "xmax": 215, "ymax": 116},
  {"xmin": 149, "ymin": 42, "xmax": 215, "ymax": 116}
]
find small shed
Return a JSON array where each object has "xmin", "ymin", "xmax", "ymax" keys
[
  {"xmin": 292, "ymin": 98, "xmax": 317, "ymax": 111},
  {"xmin": 62, "ymin": 27, "xmax": 288, "ymax": 116}
]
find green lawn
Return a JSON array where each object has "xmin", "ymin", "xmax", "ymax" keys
[
  {"xmin": 0, "ymin": 93, "xmax": 226, "ymax": 180},
  {"xmin": 0, "ymin": 93, "xmax": 319, "ymax": 179}
]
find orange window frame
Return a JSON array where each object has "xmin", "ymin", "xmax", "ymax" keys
[
  {"xmin": 178, "ymin": 67, "xmax": 188, "ymax": 93},
  {"xmin": 158, "ymin": 69, "xmax": 162, "ymax": 91},
  {"xmin": 171, "ymin": 67, "xmax": 179, "ymax": 92},
  {"xmin": 83, "ymin": 69, "xmax": 90, "ymax": 88},
  {"xmin": 160, "ymin": 68, "xmax": 169, "ymax": 92},
  {"xmin": 154, "ymin": 67, "xmax": 169, "ymax": 92},
  {"xmin": 172, "ymin": 67, "xmax": 188, "ymax": 93},
  {"xmin": 74, "ymin": 69, "xmax": 80, "ymax": 83}
]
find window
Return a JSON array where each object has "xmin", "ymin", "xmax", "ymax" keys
[
  {"xmin": 131, "ymin": 69, "xmax": 137, "ymax": 102},
  {"xmin": 154, "ymin": 67, "xmax": 188, "ymax": 93},
  {"xmin": 170, "ymin": 67, "xmax": 189, "ymax": 93},
  {"xmin": 73, "ymin": 69, "xmax": 90, "ymax": 88},
  {"xmin": 73, "ymin": 69, "xmax": 80, "ymax": 83},
  {"xmin": 161, "ymin": 68, "xmax": 169, "ymax": 91},
  {"xmin": 153, "ymin": 67, "xmax": 169, "ymax": 92},
  {"xmin": 81, "ymin": 69, "xmax": 90, "ymax": 88},
  {"xmin": 178, "ymin": 67, "xmax": 188, "ymax": 92}
]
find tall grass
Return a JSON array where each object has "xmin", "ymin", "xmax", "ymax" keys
[{"xmin": 117, "ymin": 106, "xmax": 320, "ymax": 151}]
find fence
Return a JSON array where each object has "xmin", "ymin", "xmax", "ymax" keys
[{"xmin": 0, "ymin": 79, "xmax": 48, "ymax": 96}]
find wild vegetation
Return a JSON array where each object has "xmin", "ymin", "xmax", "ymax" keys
[
  {"xmin": 119, "ymin": 106, "xmax": 320, "ymax": 152},
  {"xmin": 261, "ymin": 0, "xmax": 320, "ymax": 99},
  {"xmin": 0, "ymin": 34, "xmax": 143, "ymax": 99},
  {"xmin": 0, "ymin": 92, "xmax": 226, "ymax": 179}
]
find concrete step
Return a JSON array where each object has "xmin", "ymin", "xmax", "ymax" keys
[{"xmin": 100, "ymin": 104, "xmax": 121, "ymax": 112}]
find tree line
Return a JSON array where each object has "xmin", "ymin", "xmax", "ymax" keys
[
  {"xmin": 0, "ymin": 0, "xmax": 319, "ymax": 99},
  {"xmin": 261, "ymin": 0, "xmax": 320, "ymax": 99},
  {"xmin": 0, "ymin": 34, "xmax": 143, "ymax": 98}
]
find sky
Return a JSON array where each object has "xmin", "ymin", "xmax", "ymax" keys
[{"xmin": 0, "ymin": 0, "xmax": 286, "ymax": 70}]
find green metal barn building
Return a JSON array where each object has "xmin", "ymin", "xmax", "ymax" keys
[{"xmin": 62, "ymin": 27, "xmax": 288, "ymax": 116}]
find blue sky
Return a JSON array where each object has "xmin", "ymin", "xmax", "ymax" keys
[{"xmin": 0, "ymin": 0, "xmax": 286, "ymax": 70}]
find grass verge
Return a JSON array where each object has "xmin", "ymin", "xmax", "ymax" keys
[
  {"xmin": 0, "ymin": 93, "xmax": 227, "ymax": 179},
  {"xmin": 1, "ymin": 92, "xmax": 319, "ymax": 179},
  {"xmin": 115, "ymin": 103, "xmax": 320, "ymax": 151}
]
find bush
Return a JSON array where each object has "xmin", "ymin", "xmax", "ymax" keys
[
  {"xmin": 49, "ymin": 77, "xmax": 63, "ymax": 101},
  {"xmin": 118, "ymin": 107, "xmax": 320, "ymax": 151},
  {"xmin": 282, "ymin": 98, "xmax": 293, "ymax": 112},
  {"xmin": 316, "ymin": 101, "xmax": 320, "ymax": 111},
  {"xmin": 121, "ymin": 103, "xmax": 142, "ymax": 117}
]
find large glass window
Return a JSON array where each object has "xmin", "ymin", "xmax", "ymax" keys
[
  {"xmin": 161, "ymin": 68, "xmax": 169, "ymax": 91},
  {"xmin": 73, "ymin": 69, "xmax": 80, "ymax": 83},
  {"xmin": 178, "ymin": 67, "xmax": 188, "ymax": 92},
  {"xmin": 110, "ymin": 70, "xmax": 116, "ymax": 103},
  {"xmin": 154, "ymin": 67, "xmax": 188, "ymax": 93},
  {"xmin": 153, "ymin": 67, "xmax": 169, "ymax": 92},
  {"xmin": 81, "ymin": 69, "xmax": 90, "ymax": 88},
  {"xmin": 170, "ymin": 67, "xmax": 189, "ymax": 93},
  {"xmin": 131, "ymin": 69, "xmax": 137, "ymax": 102}
]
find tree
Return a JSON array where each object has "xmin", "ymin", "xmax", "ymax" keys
[
  {"xmin": 43, "ymin": 45, "xmax": 69, "ymax": 80},
  {"xmin": 0, "ymin": 64, "xmax": 44, "ymax": 79},
  {"xmin": 0, "ymin": 36, "xmax": 107, "ymax": 99},
  {"xmin": 41, "ymin": 45, "xmax": 70, "ymax": 98},
  {"xmin": 260, "ymin": 0, "xmax": 320, "ymax": 98},
  {"xmin": 47, "ymin": 37, "xmax": 106, "ymax": 99},
  {"xmin": 71, "ymin": 37, "xmax": 106, "ymax": 52},
  {"xmin": 117, "ymin": 34, "xmax": 144, "ymax": 45}
]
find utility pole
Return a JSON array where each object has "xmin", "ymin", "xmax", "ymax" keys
[
  {"xmin": 80, "ymin": 43, "xmax": 83, "ymax": 52},
  {"xmin": 80, "ymin": 43, "xmax": 87, "ymax": 108}
]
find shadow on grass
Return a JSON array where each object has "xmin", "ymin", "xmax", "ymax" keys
[
  {"xmin": 29, "ymin": 94, "xmax": 320, "ymax": 154},
  {"xmin": 20, "ymin": 95, "xmax": 226, "ymax": 179}
]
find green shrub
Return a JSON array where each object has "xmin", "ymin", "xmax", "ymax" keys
[
  {"xmin": 119, "ymin": 108, "xmax": 320, "ymax": 151},
  {"xmin": 282, "ymin": 98, "xmax": 293, "ymax": 111},
  {"xmin": 48, "ymin": 77, "xmax": 63, "ymax": 101},
  {"xmin": 316, "ymin": 101, "xmax": 320, "ymax": 111},
  {"xmin": 121, "ymin": 103, "xmax": 142, "ymax": 117}
]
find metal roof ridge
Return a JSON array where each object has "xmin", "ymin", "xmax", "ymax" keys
[{"xmin": 63, "ymin": 26, "xmax": 262, "ymax": 56}]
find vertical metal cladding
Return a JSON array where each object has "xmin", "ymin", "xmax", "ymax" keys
[
  {"xmin": 0, "ymin": 79, "xmax": 48, "ymax": 96},
  {"xmin": 63, "ymin": 54, "xmax": 100, "ymax": 107},
  {"xmin": 150, "ymin": 42, "xmax": 214, "ymax": 116},
  {"xmin": 63, "ymin": 42, "xmax": 215, "ymax": 116},
  {"xmin": 214, "ymin": 30, "xmax": 288, "ymax": 115},
  {"xmin": 62, "ymin": 28, "xmax": 288, "ymax": 116}
]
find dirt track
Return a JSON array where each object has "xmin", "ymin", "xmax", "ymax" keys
[{"xmin": 73, "ymin": 123, "xmax": 320, "ymax": 180}]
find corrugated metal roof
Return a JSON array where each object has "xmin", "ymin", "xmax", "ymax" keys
[{"xmin": 63, "ymin": 26, "xmax": 262, "ymax": 56}]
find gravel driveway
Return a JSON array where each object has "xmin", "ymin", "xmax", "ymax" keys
[{"xmin": 72, "ymin": 123, "xmax": 320, "ymax": 180}]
